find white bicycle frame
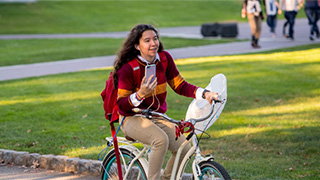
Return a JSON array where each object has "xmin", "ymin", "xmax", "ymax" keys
[
  {"xmin": 105, "ymin": 101, "xmax": 221, "ymax": 180},
  {"xmin": 104, "ymin": 74, "xmax": 227, "ymax": 179},
  {"xmin": 106, "ymin": 133, "xmax": 212, "ymax": 180}
]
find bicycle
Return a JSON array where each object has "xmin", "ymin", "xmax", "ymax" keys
[{"xmin": 100, "ymin": 74, "xmax": 231, "ymax": 180}]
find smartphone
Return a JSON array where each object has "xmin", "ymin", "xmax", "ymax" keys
[{"xmin": 145, "ymin": 64, "xmax": 156, "ymax": 83}]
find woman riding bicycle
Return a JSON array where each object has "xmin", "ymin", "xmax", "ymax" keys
[{"xmin": 113, "ymin": 24, "xmax": 218, "ymax": 180}]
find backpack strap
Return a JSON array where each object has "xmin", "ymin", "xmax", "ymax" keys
[
  {"xmin": 128, "ymin": 59, "xmax": 141, "ymax": 91},
  {"xmin": 159, "ymin": 51, "xmax": 168, "ymax": 73},
  {"xmin": 127, "ymin": 53, "xmax": 167, "ymax": 88}
]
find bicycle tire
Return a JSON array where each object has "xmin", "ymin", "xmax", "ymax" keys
[
  {"xmin": 101, "ymin": 148, "xmax": 147, "ymax": 180},
  {"xmin": 193, "ymin": 160, "xmax": 231, "ymax": 180}
]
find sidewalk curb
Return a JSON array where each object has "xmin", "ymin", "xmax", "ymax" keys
[
  {"xmin": 0, "ymin": 149, "xmax": 101, "ymax": 177},
  {"xmin": 0, "ymin": 149, "xmax": 193, "ymax": 179}
]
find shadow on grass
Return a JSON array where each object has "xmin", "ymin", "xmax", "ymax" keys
[{"xmin": 199, "ymin": 125, "xmax": 320, "ymax": 179}]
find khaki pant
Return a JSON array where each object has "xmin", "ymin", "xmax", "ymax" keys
[
  {"xmin": 247, "ymin": 13, "xmax": 262, "ymax": 39},
  {"xmin": 120, "ymin": 115, "xmax": 191, "ymax": 180}
]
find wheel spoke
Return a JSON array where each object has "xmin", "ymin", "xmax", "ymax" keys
[
  {"xmin": 194, "ymin": 161, "xmax": 231, "ymax": 180},
  {"xmin": 101, "ymin": 149, "xmax": 147, "ymax": 180}
]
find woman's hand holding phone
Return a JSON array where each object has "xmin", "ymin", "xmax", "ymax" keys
[
  {"xmin": 145, "ymin": 64, "xmax": 156, "ymax": 83},
  {"xmin": 138, "ymin": 75, "xmax": 157, "ymax": 98}
]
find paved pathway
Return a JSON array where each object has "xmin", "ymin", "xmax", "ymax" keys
[
  {"xmin": 0, "ymin": 18, "xmax": 319, "ymax": 81},
  {"xmin": 0, "ymin": 18, "xmax": 314, "ymax": 40},
  {"xmin": 0, "ymin": 164, "xmax": 99, "ymax": 180}
]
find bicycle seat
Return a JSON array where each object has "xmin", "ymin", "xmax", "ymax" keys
[{"xmin": 125, "ymin": 135, "xmax": 136, "ymax": 142}]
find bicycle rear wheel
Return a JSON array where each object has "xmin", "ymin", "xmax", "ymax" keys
[
  {"xmin": 101, "ymin": 148, "xmax": 147, "ymax": 180},
  {"xmin": 193, "ymin": 160, "xmax": 231, "ymax": 180}
]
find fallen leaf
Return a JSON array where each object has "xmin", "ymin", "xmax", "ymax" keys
[
  {"xmin": 297, "ymin": 174, "xmax": 307, "ymax": 178},
  {"xmin": 275, "ymin": 98, "xmax": 282, "ymax": 103},
  {"xmin": 82, "ymin": 114, "xmax": 88, "ymax": 119},
  {"xmin": 200, "ymin": 149, "xmax": 213, "ymax": 155},
  {"xmin": 31, "ymin": 160, "xmax": 39, "ymax": 169},
  {"xmin": 27, "ymin": 129, "xmax": 31, "ymax": 133},
  {"xmin": 222, "ymin": 157, "xmax": 230, "ymax": 161}
]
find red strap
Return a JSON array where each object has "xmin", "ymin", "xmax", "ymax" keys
[
  {"xmin": 158, "ymin": 51, "xmax": 168, "ymax": 73},
  {"xmin": 175, "ymin": 119, "xmax": 194, "ymax": 140},
  {"xmin": 128, "ymin": 59, "xmax": 141, "ymax": 86},
  {"xmin": 110, "ymin": 123, "xmax": 123, "ymax": 180},
  {"xmin": 127, "ymin": 51, "xmax": 167, "ymax": 87}
]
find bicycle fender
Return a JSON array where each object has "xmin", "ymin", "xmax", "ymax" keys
[
  {"xmin": 119, "ymin": 145, "xmax": 149, "ymax": 173},
  {"xmin": 199, "ymin": 155, "xmax": 214, "ymax": 163},
  {"xmin": 192, "ymin": 155, "xmax": 214, "ymax": 180}
]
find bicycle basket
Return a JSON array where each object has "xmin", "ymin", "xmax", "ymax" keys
[{"xmin": 185, "ymin": 73, "xmax": 227, "ymax": 134}]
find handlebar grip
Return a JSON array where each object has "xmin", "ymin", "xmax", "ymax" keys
[
  {"xmin": 132, "ymin": 108, "xmax": 150, "ymax": 115},
  {"xmin": 214, "ymin": 99, "xmax": 225, "ymax": 104},
  {"xmin": 186, "ymin": 132, "xmax": 194, "ymax": 141},
  {"xmin": 132, "ymin": 108, "xmax": 141, "ymax": 113}
]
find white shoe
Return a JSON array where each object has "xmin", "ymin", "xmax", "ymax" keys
[{"xmin": 309, "ymin": 35, "xmax": 315, "ymax": 41}]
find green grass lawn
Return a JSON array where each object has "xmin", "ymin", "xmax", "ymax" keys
[
  {"xmin": 0, "ymin": 44, "xmax": 319, "ymax": 179},
  {"xmin": 0, "ymin": 0, "xmax": 306, "ymax": 34},
  {"xmin": 0, "ymin": 0, "xmax": 243, "ymax": 34},
  {"xmin": 0, "ymin": 37, "xmax": 240, "ymax": 66}
]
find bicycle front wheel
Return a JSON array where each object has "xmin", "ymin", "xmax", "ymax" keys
[
  {"xmin": 193, "ymin": 160, "xmax": 231, "ymax": 180},
  {"xmin": 101, "ymin": 148, "xmax": 147, "ymax": 180}
]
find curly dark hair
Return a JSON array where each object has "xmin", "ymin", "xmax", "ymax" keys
[{"xmin": 112, "ymin": 24, "xmax": 164, "ymax": 89}]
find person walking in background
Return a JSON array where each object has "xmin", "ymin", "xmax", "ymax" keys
[
  {"xmin": 280, "ymin": 0, "xmax": 304, "ymax": 40},
  {"xmin": 304, "ymin": 0, "xmax": 320, "ymax": 40},
  {"xmin": 263, "ymin": 0, "xmax": 282, "ymax": 37},
  {"xmin": 242, "ymin": 0, "xmax": 264, "ymax": 48}
]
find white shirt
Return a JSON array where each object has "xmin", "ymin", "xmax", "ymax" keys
[
  {"xmin": 137, "ymin": 53, "xmax": 160, "ymax": 65},
  {"xmin": 247, "ymin": 0, "xmax": 262, "ymax": 15},
  {"xmin": 265, "ymin": 0, "xmax": 278, "ymax": 15},
  {"xmin": 280, "ymin": 0, "xmax": 301, "ymax": 11}
]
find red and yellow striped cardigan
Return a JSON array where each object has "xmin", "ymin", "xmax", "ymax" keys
[{"xmin": 117, "ymin": 51, "xmax": 198, "ymax": 116}]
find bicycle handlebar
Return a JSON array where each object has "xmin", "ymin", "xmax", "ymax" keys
[{"xmin": 132, "ymin": 99, "xmax": 225, "ymax": 141}]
